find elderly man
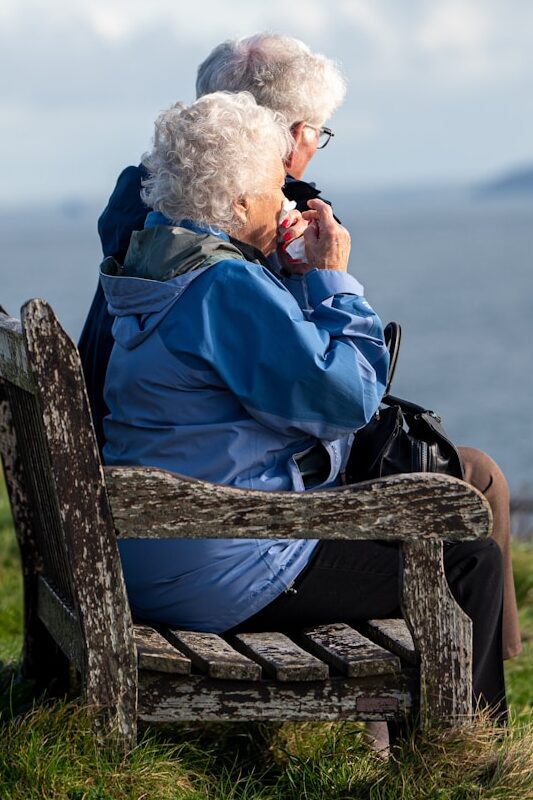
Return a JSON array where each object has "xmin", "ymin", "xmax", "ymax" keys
[{"xmin": 79, "ymin": 33, "xmax": 346, "ymax": 451}]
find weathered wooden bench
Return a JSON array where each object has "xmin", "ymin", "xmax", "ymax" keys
[{"xmin": 0, "ymin": 299, "xmax": 492, "ymax": 751}]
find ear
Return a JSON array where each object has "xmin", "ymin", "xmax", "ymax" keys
[
  {"xmin": 286, "ymin": 121, "xmax": 306, "ymax": 170},
  {"xmin": 291, "ymin": 121, "xmax": 307, "ymax": 147},
  {"xmin": 232, "ymin": 195, "xmax": 249, "ymax": 226}
]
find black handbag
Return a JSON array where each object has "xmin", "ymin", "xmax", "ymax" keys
[{"xmin": 345, "ymin": 323, "xmax": 464, "ymax": 483}]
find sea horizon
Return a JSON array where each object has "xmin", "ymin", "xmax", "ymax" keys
[{"xmin": 1, "ymin": 187, "xmax": 532, "ymax": 516}]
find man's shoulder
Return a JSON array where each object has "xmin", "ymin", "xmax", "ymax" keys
[{"xmin": 98, "ymin": 164, "xmax": 150, "ymax": 260}]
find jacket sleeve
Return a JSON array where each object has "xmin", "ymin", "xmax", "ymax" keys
[
  {"xmin": 200, "ymin": 261, "xmax": 389, "ymax": 441},
  {"xmin": 97, "ymin": 164, "xmax": 150, "ymax": 262}
]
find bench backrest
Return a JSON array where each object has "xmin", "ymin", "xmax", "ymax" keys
[{"xmin": 0, "ymin": 300, "xmax": 136, "ymax": 719}]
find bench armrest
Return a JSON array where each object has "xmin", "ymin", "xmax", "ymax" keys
[{"xmin": 105, "ymin": 466, "xmax": 492, "ymax": 542}]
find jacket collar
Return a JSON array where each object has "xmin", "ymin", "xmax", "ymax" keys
[{"xmin": 144, "ymin": 211, "xmax": 273, "ymax": 272}]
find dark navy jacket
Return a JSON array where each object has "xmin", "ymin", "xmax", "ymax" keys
[
  {"xmin": 79, "ymin": 165, "xmax": 149, "ymax": 451},
  {"xmin": 78, "ymin": 164, "xmax": 335, "ymax": 451}
]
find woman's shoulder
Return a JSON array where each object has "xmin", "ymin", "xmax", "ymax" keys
[{"xmin": 207, "ymin": 255, "xmax": 286, "ymax": 293}]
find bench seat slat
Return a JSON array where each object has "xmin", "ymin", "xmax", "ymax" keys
[
  {"xmin": 298, "ymin": 623, "xmax": 400, "ymax": 677},
  {"xmin": 166, "ymin": 630, "xmax": 261, "ymax": 681},
  {"xmin": 134, "ymin": 625, "xmax": 191, "ymax": 674},
  {"xmin": 364, "ymin": 620, "xmax": 417, "ymax": 665},
  {"xmin": 232, "ymin": 632, "xmax": 329, "ymax": 681}
]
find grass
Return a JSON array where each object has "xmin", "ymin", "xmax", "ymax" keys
[
  {"xmin": 0, "ymin": 474, "xmax": 21, "ymax": 663},
  {"xmin": 505, "ymin": 542, "xmax": 533, "ymax": 717},
  {"xmin": 1, "ymin": 471, "xmax": 532, "ymax": 799}
]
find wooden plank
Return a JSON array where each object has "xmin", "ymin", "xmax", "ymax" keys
[
  {"xmin": 232, "ymin": 632, "xmax": 328, "ymax": 681},
  {"xmin": 106, "ymin": 467, "xmax": 492, "ymax": 544},
  {"xmin": 134, "ymin": 625, "xmax": 191, "ymax": 674},
  {"xmin": 166, "ymin": 630, "xmax": 261, "ymax": 680},
  {"xmin": 0, "ymin": 388, "xmax": 70, "ymax": 689},
  {"xmin": 401, "ymin": 540, "xmax": 473, "ymax": 727},
  {"xmin": 365, "ymin": 620, "xmax": 417, "ymax": 665},
  {"xmin": 22, "ymin": 299, "xmax": 138, "ymax": 749},
  {"xmin": 138, "ymin": 670, "xmax": 417, "ymax": 723},
  {"xmin": 297, "ymin": 623, "xmax": 400, "ymax": 677},
  {"xmin": 0, "ymin": 313, "xmax": 34, "ymax": 392},
  {"xmin": 37, "ymin": 576, "xmax": 84, "ymax": 671}
]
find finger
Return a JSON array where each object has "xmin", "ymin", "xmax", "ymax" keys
[
  {"xmin": 289, "ymin": 219, "xmax": 308, "ymax": 238},
  {"xmin": 279, "ymin": 222, "xmax": 307, "ymax": 244},
  {"xmin": 279, "ymin": 209, "xmax": 301, "ymax": 230},
  {"xmin": 303, "ymin": 220, "xmax": 319, "ymax": 242},
  {"xmin": 301, "ymin": 209, "xmax": 319, "ymax": 222},
  {"xmin": 306, "ymin": 197, "xmax": 331, "ymax": 211},
  {"xmin": 306, "ymin": 198, "xmax": 335, "ymax": 225}
]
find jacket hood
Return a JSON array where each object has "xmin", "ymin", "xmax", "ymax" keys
[{"xmin": 100, "ymin": 224, "xmax": 245, "ymax": 350}]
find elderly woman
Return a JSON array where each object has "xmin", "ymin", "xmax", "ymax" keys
[
  {"xmin": 101, "ymin": 92, "xmax": 506, "ymax": 719},
  {"xmin": 80, "ymin": 33, "xmax": 346, "ymax": 454}
]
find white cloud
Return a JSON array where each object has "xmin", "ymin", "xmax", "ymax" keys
[
  {"xmin": 417, "ymin": 2, "xmax": 491, "ymax": 52},
  {"xmin": 1, "ymin": 0, "xmax": 533, "ymax": 201},
  {"xmin": 87, "ymin": 5, "xmax": 138, "ymax": 42},
  {"xmin": 338, "ymin": 0, "xmax": 397, "ymax": 50},
  {"xmin": 413, "ymin": 1, "xmax": 533, "ymax": 85},
  {"xmin": 4, "ymin": 0, "xmax": 332, "ymax": 44},
  {"xmin": 2, "ymin": 0, "xmax": 531, "ymax": 88}
]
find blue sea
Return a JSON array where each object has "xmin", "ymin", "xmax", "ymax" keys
[{"xmin": 1, "ymin": 190, "xmax": 532, "ymax": 496}]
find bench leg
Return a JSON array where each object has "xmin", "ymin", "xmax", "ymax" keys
[
  {"xmin": 85, "ymin": 676, "xmax": 138, "ymax": 753},
  {"xmin": 401, "ymin": 539, "xmax": 473, "ymax": 728}
]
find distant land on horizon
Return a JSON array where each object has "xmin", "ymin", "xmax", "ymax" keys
[{"xmin": 477, "ymin": 164, "xmax": 533, "ymax": 196}]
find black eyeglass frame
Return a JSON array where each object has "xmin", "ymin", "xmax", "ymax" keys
[{"xmin": 305, "ymin": 124, "xmax": 335, "ymax": 149}]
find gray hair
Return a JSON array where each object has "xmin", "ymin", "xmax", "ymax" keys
[
  {"xmin": 196, "ymin": 33, "xmax": 346, "ymax": 128},
  {"xmin": 141, "ymin": 92, "xmax": 293, "ymax": 231}
]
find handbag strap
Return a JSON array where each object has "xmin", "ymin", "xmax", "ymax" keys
[
  {"xmin": 382, "ymin": 322, "xmax": 440, "ymax": 418},
  {"xmin": 383, "ymin": 321, "xmax": 402, "ymax": 396}
]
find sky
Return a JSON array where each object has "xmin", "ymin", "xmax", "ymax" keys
[{"xmin": 2, "ymin": 0, "xmax": 533, "ymax": 205}]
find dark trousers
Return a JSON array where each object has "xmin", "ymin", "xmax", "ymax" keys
[{"xmin": 232, "ymin": 538, "xmax": 506, "ymax": 718}]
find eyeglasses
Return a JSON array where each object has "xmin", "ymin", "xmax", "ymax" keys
[{"xmin": 305, "ymin": 124, "xmax": 335, "ymax": 149}]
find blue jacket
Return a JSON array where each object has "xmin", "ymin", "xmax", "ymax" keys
[
  {"xmin": 78, "ymin": 164, "xmax": 338, "ymax": 453},
  {"xmin": 101, "ymin": 216, "xmax": 389, "ymax": 632}
]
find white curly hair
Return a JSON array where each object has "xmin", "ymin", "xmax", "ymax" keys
[
  {"xmin": 141, "ymin": 92, "xmax": 293, "ymax": 231},
  {"xmin": 196, "ymin": 33, "xmax": 346, "ymax": 129}
]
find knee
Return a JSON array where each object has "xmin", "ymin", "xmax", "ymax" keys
[
  {"xmin": 472, "ymin": 539, "xmax": 504, "ymax": 596},
  {"xmin": 480, "ymin": 537, "xmax": 503, "ymax": 570},
  {"xmin": 459, "ymin": 446, "xmax": 510, "ymax": 501},
  {"xmin": 446, "ymin": 538, "xmax": 503, "ymax": 590}
]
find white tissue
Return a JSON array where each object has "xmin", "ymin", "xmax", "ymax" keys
[
  {"xmin": 284, "ymin": 236, "xmax": 307, "ymax": 262},
  {"xmin": 279, "ymin": 199, "xmax": 307, "ymax": 262},
  {"xmin": 279, "ymin": 198, "xmax": 297, "ymax": 221}
]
